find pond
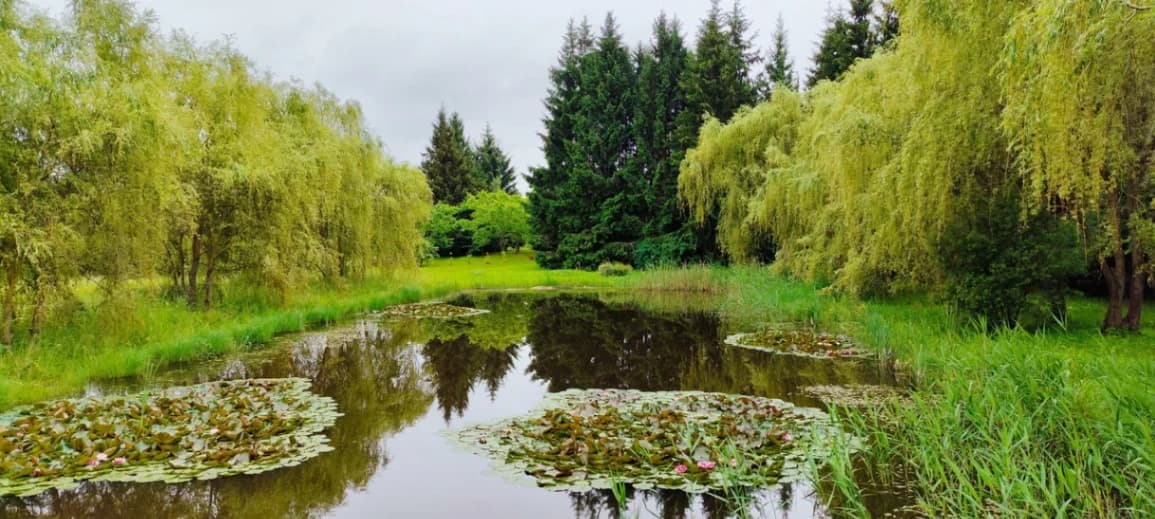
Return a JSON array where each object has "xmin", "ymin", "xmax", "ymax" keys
[{"xmin": 0, "ymin": 291, "xmax": 911, "ymax": 518}]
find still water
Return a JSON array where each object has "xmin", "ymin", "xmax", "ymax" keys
[{"xmin": 0, "ymin": 291, "xmax": 907, "ymax": 518}]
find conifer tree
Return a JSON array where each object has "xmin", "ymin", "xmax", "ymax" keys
[
  {"xmin": 808, "ymin": 0, "xmax": 882, "ymax": 87},
  {"xmin": 759, "ymin": 13, "xmax": 797, "ymax": 98},
  {"xmin": 529, "ymin": 19, "xmax": 594, "ymax": 268},
  {"xmin": 475, "ymin": 124, "xmax": 517, "ymax": 194},
  {"xmin": 420, "ymin": 108, "xmax": 478, "ymax": 205}
]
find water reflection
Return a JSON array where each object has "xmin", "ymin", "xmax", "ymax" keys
[{"xmin": 0, "ymin": 291, "xmax": 908, "ymax": 519}]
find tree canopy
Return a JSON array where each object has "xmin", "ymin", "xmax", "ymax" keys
[{"xmin": 0, "ymin": 0, "xmax": 431, "ymax": 344}]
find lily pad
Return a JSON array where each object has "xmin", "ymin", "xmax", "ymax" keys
[
  {"xmin": 0, "ymin": 378, "xmax": 341, "ymax": 497},
  {"xmin": 378, "ymin": 302, "xmax": 489, "ymax": 320},
  {"xmin": 725, "ymin": 327, "xmax": 870, "ymax": 359},
  {"xmin": 802, "ymin": 384, "xmax": 910, "ymax": 408},
  {"xmin": 448, "ymin": 389, "xmax": 858, "ymax": 493}
]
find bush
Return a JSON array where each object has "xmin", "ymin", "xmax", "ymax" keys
[
  {"xmin": 597, "ymin": 262, "xmax": 634, "ymax": 277},
  {"xmin": 941, "ymin": 196, "xmax": 1085, "ymax": 329}
]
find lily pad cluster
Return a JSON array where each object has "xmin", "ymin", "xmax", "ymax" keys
[
  {"xmin": 0, "ymin": 378, "xmax": 341, "ymax": 497},
  {"xmin": 378, "ymin": 302, "xmax": 489, "ymax": 320},
  {"xmin": 802, "ymin": 384, "xmax": 909, "ymax": 408},
  {"xmin": 451, "ymin": 389, "xmax": 856, "ymax": 493},
  {"xmin": 725, "ymin": 328, "xmax": 868, "ymax": 359}
]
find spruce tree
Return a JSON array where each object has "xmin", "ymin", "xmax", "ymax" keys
[
  {"xmin": 808, "ymin": 0, "xmax": 878, "ymax": 87},
  {"xmin": 475, "ymin": 124, "xmax": 517, "ymax": 194},
  {"xmin": 760, "ymin": 13, "xmax": 797, "ymax": 98},
  {"xmin": 528, "ymin": 19, "xmax": 593, "ymax": 268},
  {"xmin": 876, "ymin": 1, "xmax": 900, "ymax": 48},
  {"xmin": 420, "ymin": 108, "xmax": 478, "ymax": 205},
  {"xmin": 562, "ymin": 12, "xmax": 638, "ymax": 267},
  {"xmin": 632, "ymin": 14, "xmax": 699, "ymax": 266}
]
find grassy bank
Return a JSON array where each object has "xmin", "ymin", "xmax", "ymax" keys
[
  {"xmin": 712, "ymin": 268, "xmax": 1155, "ymax": 517},
  {"xmin": 0, "ymin": 253, "xmax": 619, "ymax": 409}
]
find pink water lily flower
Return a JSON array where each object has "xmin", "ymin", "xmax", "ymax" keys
[
  {"xmin": 95, "ymin": 453, "xmax": 109, "ymax": 462},
  {"xmin": 674, "ymin": 464, "xmax": 688, "ymax": 474},
  {"xmin": 730, "ymin": 458, "xmax": 739, "ymax": 468},
  {"xmin": 113, "ymin": 457, "xmax": 128, "ymax": 466},
  {"xmin": 697, "ymin": 460, "xmax": 716, "ymax": 470},
  {"xmin": 87, "ymin": 459, "xmax": 100, "ymax": 467},
  {"xmin": 782, "ymin": 432, "xmax": 793, "ymax": 442}
]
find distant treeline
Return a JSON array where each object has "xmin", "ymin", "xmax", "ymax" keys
[
  {"xmin": 0, "ymin": 0, "xmax": 432, "ymax": 345},
  {"xmin": 527, "ymin": 0, "xmax": 896, "ymax": 270}
]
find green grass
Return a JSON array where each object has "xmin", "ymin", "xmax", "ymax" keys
[{"xmin": 713, "ymin": 267, "xmax": 1155, "ymax": 517}]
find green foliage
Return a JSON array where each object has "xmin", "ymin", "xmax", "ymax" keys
[
  {"xmin": 420, "ymin": 108, "xmax": 478, "ymax": 205},
  {"xmin": 474, "ymin": 125, "xmax": 518, "ymax": 194},
  {"xmin": 423, "ymin": 193, "xmax": 530, "ymax": 258},
  {"xmin": 0, "ymin": 0, "xmax": 431, "ymax": 344},
  {"xmin": 424, "ymin": 204, "xmax": 473, "ymax": 258},
  {"xmin": 758, "ymin": 14, "xmax": 797, "ymax": 97},
  {"xmin": 462, "ymin": 191, "xmax": 531, "ymax": 254},
  {"xmin": 597, "ymin": 262, "xmax": 634, "ymax": 277},
  {"xmin": 806, "ymin": 0, "xmax": 887, "ymax": 87},
  {"xmin": 452, "ymin": 389, "xmax": 848, "ymax": 493},
  {"xmin": 1003, "ymin": 1, "xmax": 1155, "ymax": 330},
  {"xmin": 941, "ymin": 196, "xmax": 1084, "ymax": 328},
  {"xmin": 0, "ymin": 378, "xmax": 339, "ymax": 497}
]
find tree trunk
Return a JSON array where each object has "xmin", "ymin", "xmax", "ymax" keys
[
  {"xmin": 1102, "ymin": 191, "xmax": 1128, "ymax": 331},
  {"xmin": 1, "ymin": 262, "xmax": 14, "ymax": 347},
  {"xmin": 203, "ymin": 241, "xmax": 216, "ymax": 312},
  {"xmin": 188, "ymin": 228, "xmax": 202, "ymax": 308},
  {"xmin": 30, "ymin": 280, "xmax": 45, "ymax": 341}
]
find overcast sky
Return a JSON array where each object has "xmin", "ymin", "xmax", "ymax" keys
[{"xmin": 29, "ymin": 0, "xmax": 831, "ymax": 189}]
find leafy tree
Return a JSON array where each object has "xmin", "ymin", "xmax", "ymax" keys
[
  {"xmin": 474, "ymin": 124, "xmax": 517, "ymax": 194},
  {"xmin": 424, "ymin": 204, "xmax": 473, "ymax": 258},
  {"xmin": 1003, "ymin": 1, "xmax": 1155, "ymax": 331},
  {"xmin": 420, "ymin": 108, "xmax": 478, "ymax": 205},
  {"xmin": 462, "ymin": 192, "xmax": 530, "ymax": 253}
]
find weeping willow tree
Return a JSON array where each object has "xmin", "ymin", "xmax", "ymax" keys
[
  {"xmin": 678, "ymin": 89, "xmax": 804, "ymax": 263},
  {"xmin": 0, "ymin": 0, "xmax": 431, "ymax": 343},
  {"xmin": 682, "ymin": 0, "xmax": 1036, "ymax": 296},
  {"xmin": 1003, "ymin": 0, "xmax": 1155, "ymax": 331}
]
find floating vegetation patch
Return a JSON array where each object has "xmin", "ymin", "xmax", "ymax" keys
[
  {"xmin": 378, "ymin": 302, "xmax": 489, "ymax": 320},
  {"xmin": 802, "ymin": 384, "xmax": 910, "ymax": 408},
  {"xmin": 0, "ymin": 378, "xmax": 341, "ymax": 497},
  {"xmin": 450, "ymin": 389, "xmax": 856, "ymax": 493},
  {"xmin": 725, "ymin": 328, "xmax": 869, "ymax": 359}
]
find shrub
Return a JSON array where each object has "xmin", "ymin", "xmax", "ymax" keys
[
  {"xmin": 941, "ymin": 195, "xmax": 1085, "ymax": 329},
  {"xmin": 597, "ymin": 262, "xmax": 633, "ymax": 277}
]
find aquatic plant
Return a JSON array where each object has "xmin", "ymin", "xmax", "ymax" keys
[
  {"xmin": 451, "ymin": 389, "xmax": 856, "ymax": 493},
  {"xmin": 0, "ymin": 378, "xmax": 341, "ymax": 497},
  {"xmin": 802, "ymin": 385, "xmax": 908, "ymax": 409},
  {"xmin": 378, "ymin": 302, "xmax": 490, "ymax": 320},
  {"xmin": 725, "ymin": 328, "xmax": 868, "ymax": 359}
]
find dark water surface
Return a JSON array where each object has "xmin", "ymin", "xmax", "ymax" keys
[{"xmin": 0, "ymin": 292, "xmax": 908, "ymax": 519}]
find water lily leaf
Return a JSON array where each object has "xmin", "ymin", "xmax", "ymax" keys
[
  {"xmin": 0, "ymin": 378, "xmax": 341, "ymax": 498},
  {"xmin": 447, "ymin": 389, "xmax": 857, "ymax": 493}
]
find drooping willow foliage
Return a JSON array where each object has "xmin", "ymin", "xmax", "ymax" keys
[
  {"xmin": 0, "ymin": 0, "xmax": 432, "ymax": 344},
  {"xmin": 681, "ymin": 0, "xmax": 1153, "ymax": 329}
]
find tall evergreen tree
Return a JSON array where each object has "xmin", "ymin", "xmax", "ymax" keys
[
  {"xmin": 678, "ymin": 0, "xmax": 758, "ymax": 142},
  {"xmin": 808, "ymin": 0, "xmax": 879, "ymax": 87},
  {"xmin": 876, "ymin": 1, "xmax": 900, "ymax": 47},
  {"xmin": 562, "ymin": 12, "xmax": 638, "ymax": 267},
  {"xmin": 631, "ymin": 14, "xmax": 699, "ymax": 266},
  {"xmin": 529, "ymin": 19, "xmax": 594, "ymax": 268},
  {"xmin": 759, "ymin": 13, "xmax": 797, "ymax": 98},
  {"xmin": 420, "ymin": 108, "xmax": 478, "ymax": 205},
  {"xmin": 475, "ymin": 124, "xmax": 517, "ymax": 194}
]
